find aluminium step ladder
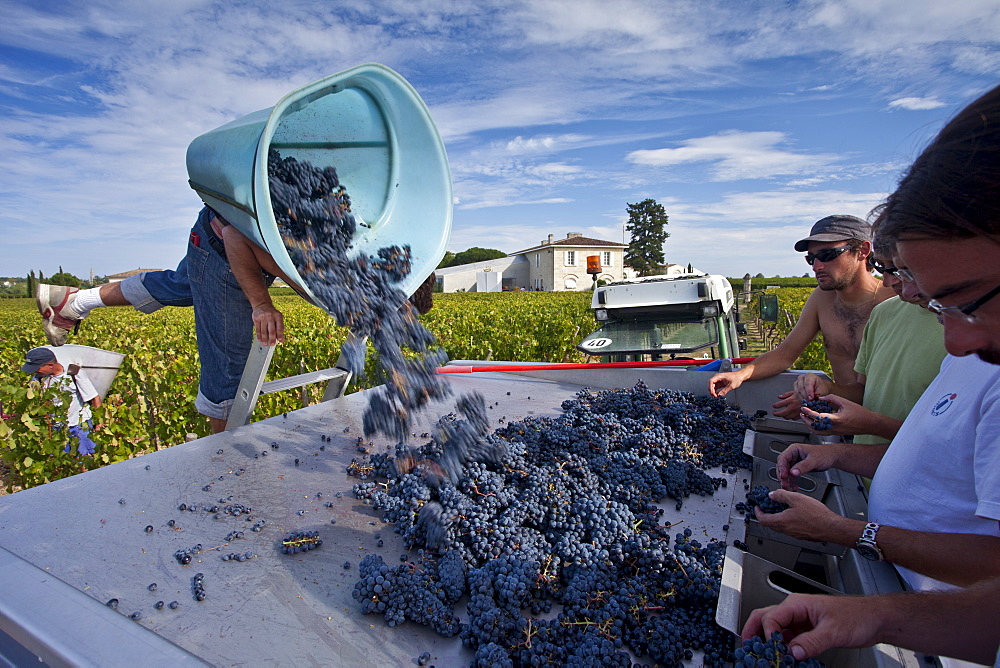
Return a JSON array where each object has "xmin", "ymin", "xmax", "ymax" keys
[{"xmin": 225, "ymin": 333, "xmax": 365, "ymax": 430}]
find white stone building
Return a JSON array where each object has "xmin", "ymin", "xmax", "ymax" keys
[{"xmin": 436, "ymin": 233, "xmax": 641, "ymax": 292}]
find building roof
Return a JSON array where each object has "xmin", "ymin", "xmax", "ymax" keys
[
  {"xmin": 513, "ymin": 233, "xmax": 626, "ymax": 255},
  {"xmin": 435, "ymin": 255, "xmax": 526, "ymax": 275}
]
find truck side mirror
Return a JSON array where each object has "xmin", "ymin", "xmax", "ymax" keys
[
  {"xmin": 759, "ymin": 294, "xmax": 779, "ymax": 322},
  {"xmin": 736, "ymin": 322, "xmax": 748, "ymax": 336}
]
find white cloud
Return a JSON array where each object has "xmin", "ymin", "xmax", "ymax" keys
[
  {"xmin": 952, "ymin": 45, "xmax": 1000, "ymax": 74},
  {"xmin": 888, "ymin": 96, "xmax": 946, "ymax": 111},
  {"xmin": 662, "ymin": 189, "xmax": 885, "ymax": 224},
  {"xmin": 627, "ymin": 131, "xmax": 841, "ymax": 181}
]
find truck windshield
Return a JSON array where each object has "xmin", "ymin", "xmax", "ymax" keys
[{"xmin": 577, "ymin": 318, "xmax": 719, "ymax": 355}]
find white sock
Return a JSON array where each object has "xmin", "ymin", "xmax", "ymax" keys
[{"xmin": 69, "ymin": 287, "xmax": 106, "ymax": 319}]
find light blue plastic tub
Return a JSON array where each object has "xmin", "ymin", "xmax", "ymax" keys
[{"xmin": 185, "ymin": 63, "xmax": 452, "ymax": 305}]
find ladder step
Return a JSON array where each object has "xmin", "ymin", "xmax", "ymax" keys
[{"xmin": 260, "ymin": 368, "xmax": 349, "ymax": 395}]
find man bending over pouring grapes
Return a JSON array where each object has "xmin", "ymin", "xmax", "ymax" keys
[
  {"xmin": 707, "ymin": 215, "xmax": 894, "ymax": 417},
  {"xmin": 35, "ymin": 206, "xmax": 292, "ymax": 434}
]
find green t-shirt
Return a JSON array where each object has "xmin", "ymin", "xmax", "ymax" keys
[{"xmin": 853, "ymin": 297, "xmax": 947, "ymax": 445}]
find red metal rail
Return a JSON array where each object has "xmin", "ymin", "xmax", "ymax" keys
[{"xmin": 436, "ymin": 358, "xmax": 756, "ymax": 374}]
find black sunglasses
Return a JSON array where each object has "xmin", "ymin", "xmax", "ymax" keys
[
  {"xmin": 869, "ymin": 257, "xmax": 899, "ymax": 276},
  {"xmin": 805, "ymin": 245, "xmax": 852, "ymax": 265}
]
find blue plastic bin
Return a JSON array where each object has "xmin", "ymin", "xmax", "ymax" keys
[{"xmin": 185, "ymin": 63, "xmax": 452, "ymax": 305}]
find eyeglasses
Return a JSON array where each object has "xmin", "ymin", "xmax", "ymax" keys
[
  {"xmin": 927, "ymin": 284, "xmax": 1000, "ymax": 323},
  {"xmin": 805, "ymin": 246, "xmax": 852, "ymax": 265},
  {"xmin": 869, "ymin": 258, "xmax": 899, "ymax": 276}
]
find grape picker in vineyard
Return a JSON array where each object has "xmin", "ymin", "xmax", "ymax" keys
[
  {"xmin": 745, "ymin": 83, "xmax": 1000, "ymax": 666},
  {"xmin": 34, "ymin": 206, "xmax": 291, "ymax": 434},
  {"xmin": 707, "ymin": 215, "xmax": 894, "ymax": 415},
  {"xmin": 20, "ymin": 346, "xmax": 102, "ymax": 455}
]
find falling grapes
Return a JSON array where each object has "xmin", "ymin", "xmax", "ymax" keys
[{"xmin": 268, "ymin": 148, "xmax": 454, "ymax": 442}]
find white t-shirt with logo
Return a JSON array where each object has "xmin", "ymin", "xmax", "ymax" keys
[{"xmin": 869, "ymin": 353, "xmax": 1000, "ymax": 592}]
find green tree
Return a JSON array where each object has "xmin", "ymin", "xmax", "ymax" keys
[
  {"xmin": 26, "ymin": 270, "xmax": 35, "ymax": 298},
  {"xmin": 437, "ymin": 251, "xmax": 456, "ymax": 269},
  {"xmin": 754, "ymin": 272, "xmax": 765, "ymax": 279},
  {"xmin": 623, "ymin": 199, "xmax": 669, "ymax": 276},
  {"xmin": 443, "ymin": 247, "xmax": 506, "ymax": 267},
  {"xmin": 46, "ymin": 272, "xmax": 82, "ymax": 287}
]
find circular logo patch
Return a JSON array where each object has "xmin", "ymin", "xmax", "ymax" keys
[{"xmin": 931, "ymin": 392, "xmax": 958, "ymax": 416}]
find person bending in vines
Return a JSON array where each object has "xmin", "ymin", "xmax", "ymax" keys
[
  {"xmin": 708, "ymin": 215, "xmax": 894, "ymax": 418},
  {"xmin": 20, "ymin": 346, "xmax": 102, "ymax": 455}
]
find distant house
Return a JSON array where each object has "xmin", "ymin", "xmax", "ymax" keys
[
  {"xmin": 106, "ymin": 269, "xmax": 164, "ymax": 283},
  {"xmin": 437, "ymin": 233, "xmax": 640, "ymax": 293}
]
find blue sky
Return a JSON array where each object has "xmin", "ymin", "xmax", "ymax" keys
[{"xmin": 2, "ymin": 0, "xmax": 999, "ymax": 281}]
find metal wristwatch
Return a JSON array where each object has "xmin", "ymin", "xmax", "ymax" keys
[{"xmin": 856, "ymin": 522, "xmax": 884, "ymax": 561}]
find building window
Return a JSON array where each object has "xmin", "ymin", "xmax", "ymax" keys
[
  {"xmin": 535, "ymin": 253, "xmax": 540, "ymax": 268},
  {"xmin": 603, "ymin": 251, "xmax": 612, "ymax": 266},
  {"xmin": 565, "ymin": 276, "xmax": 578, "ymax": 290},
  {"xmin": 566, "ymin": 251, "xmax": 576, "ymax": 266}
]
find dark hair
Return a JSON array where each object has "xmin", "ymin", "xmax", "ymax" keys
[
  {"xmin": 871, "ymin": 231, "xmax": 896, "ymax": 261},
  {"xmin": 873, "ymin": 84, "xmax": 1000, "ymax": 243}
]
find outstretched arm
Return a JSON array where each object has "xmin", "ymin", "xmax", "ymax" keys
[
  {"xmin": 799, "ymin": 394, "xmax": 903, "ymax": 440},
  {"xmin": 708, "ymin": 290, "xmax": 822, "ymax": 397},
  {"xmin": 756, "ymin": 491, "xmax": 1000, "ymax": 587},
  {"xmin": 220, "ymin": 223, "xmax": 286, "ymax": 345},
  {"xmin": 742, "ymin": 577, "xmax": 1000, "ymax": 664}
]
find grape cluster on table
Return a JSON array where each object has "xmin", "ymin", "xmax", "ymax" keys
[
  {"xmin": 802, "ymin": 399, "xmax": 836, "ymax": 432},
  {"xmin": 737, "ymin": 631, "xmax": 825, "ymax": 667},
  {"xmin": 349, "ymin": 381, "xmax": 764, "ymax": 666},
  {"xmin": 743, "ymin": 484, "xmax": 790, "ymax": 515}
]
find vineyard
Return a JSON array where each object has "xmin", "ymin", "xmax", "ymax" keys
[
  {"xmin": 742, "ymin": 288, "xmax": 833, "ymax": 378},
  {"xmin": 0, "ymin": 288, "xmax": 827, "ymax": 490}
]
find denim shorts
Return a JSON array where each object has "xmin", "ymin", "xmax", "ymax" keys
[{"xmin": 119, "ymin": 207, "xmax": 266, "ymax": 420}]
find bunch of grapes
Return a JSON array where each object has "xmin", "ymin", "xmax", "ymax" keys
[{"xmin": 348, "ymin": 381, "xmax": 758, "ymax": 665}]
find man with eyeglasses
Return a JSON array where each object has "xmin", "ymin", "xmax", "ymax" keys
[
  {"xmin": 708, "ymin": 215, "xmax": 894, "ymax": 405},
  {"xmin": 791, "ymin": 239, "xmax": 946, "ymax": 445},
  {"xmin": 742, "ymin": 84, "xmax": 1000, "ymax": 666}
]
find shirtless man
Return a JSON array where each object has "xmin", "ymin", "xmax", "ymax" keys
[{"xmin": 708, "ymin": 215, "xmax": 893, "ymax": 413}]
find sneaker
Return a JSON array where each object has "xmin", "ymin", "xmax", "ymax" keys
[{"xmin": 36, "ymin": 284, "xmax": 83, "ymax": 346}]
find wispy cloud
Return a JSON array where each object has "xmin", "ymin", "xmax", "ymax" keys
[
  {"xmin": 626, "ymin": 131, "xmax": 841, "ymax": 181},
  {"xmin": 888, "ymin": 96, "xmax": 946, "ymax": 111}
]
